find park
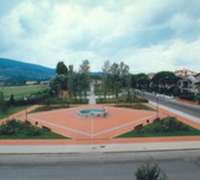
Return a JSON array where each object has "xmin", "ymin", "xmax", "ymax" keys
[
  {"xmin": 1, "ymin": 61, "xmax": 200, "ymax": 180},
  {"xmin": 1, "ymin": 60, "xmax": 200, "ymax": 145},
  {"xmin": 1, "ymin": 0, "xmax": 200, "ymax": 179}
]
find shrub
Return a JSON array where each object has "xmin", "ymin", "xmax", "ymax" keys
[
  {"xmin": 0, "ymin": 119, "xmax": 42, "ymax": 136},
  {"xmin": 42, "ymin": 97, "xmax": 88, "ymax": 105},
  {"xmin": 96, "ymin": 96, "xmax": 148, "ymax": 104},
  {"xmin": 137, "ymin": 117, "xmax": 191, "ymax": 134},
  {"xmin": 31, "ymin": 104, "xmax": 70, "ymax": 113},
  {"xmin": 135, "ymin": 162, "xmax": 167, "ymax": 180},
  {"xmin": 24, "ymin": 127, "xmax": 42, "ymax": 136},
  {"xmin": 135, "ymin": 124, "xmax": 143, "ymax": 131},
  {"xmin": 0, "ymin": 120, "xmax": 20, "ymax": 135},
  {"xmin": 113, "ymin": 103, "xmax": 154, "ymax": 111},
  {"xmin": 0, "ymin": 119, "xmax": 66, "ymax": 139},
  {"xmin": 117, "ymin": 116, "xmax": 200, "ymax": 138},
  {"xmin": 195, "ymin": 94, "xmax": 200, "ymax": 104}
]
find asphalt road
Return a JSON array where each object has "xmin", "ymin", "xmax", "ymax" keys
[
  {"xmin": 1, "ymin": 151, "xmax": 200, "ymax": 180},
  {"xmin": 139, "ymin": 91, "xmax": 200, "ymax": 119}
]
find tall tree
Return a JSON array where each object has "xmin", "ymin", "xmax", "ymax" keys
[
  {"xmin": 102, "ymin": 60, "xmax": 111, "ymax": 74},
  {"xmin": 152, "ymin": 71, "xmax": 178, "ymax": 94},
  {"xmin": 135, "ymin": 73, "xmax": 150, "ymax": 90},
  {"xmin": 0, "ymin": 91, "xmax": 4, "ymax": 102},
  {"xmin": 131, "ymin": 75, "xmax": 137, "ymax": 88},
  {"xmin": 0, "ymin": 91, "xmax": 6, "ymax": 113},
  {"xmin": 9, "ymin": 94, "xmax": 15, "ymax": 106},
  {"xmin": 67, "ymin": 65, "xmax": 76, "ymax": 98},
  {"xmin": 56, "ymin": 61, "xmax": 68, "ymax": 75},
  {"xmin": 118, "ymin": 62, "xmax": 131, "ymax": 101},
  {"xmin": 79, "ymin": 60, "xmax": 90, "ymax": 97},
  {"xmin": 110, "ymin": 63, "xmax": 121, "ymax": 99},
  {"xmin": 50, "ymin": 75, "xmax": 68, "ymax": 96},
  {"xmin": 102, "ymin": 60, "xmax": 111, "ymax": 98},
  {"xmin": 101, "ymin": 61, "xmax": 130, "ymax": 100},
  {"xmin": 79, "ymin": 59, "xmax": 90, "ymax": 73},
  {"xmin": 68, "ymin": 65, "xmax": 74, "ymax": 74},
  {"xmin": 119, "ymin": 62, "xmax": 130, "ymax": 88}
]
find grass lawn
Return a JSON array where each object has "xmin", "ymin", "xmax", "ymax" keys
[
  {"xmin": 0, "ymin": 85, "xmax": 48, "ymax": 100},
  {"xmin": 113, "ymin": 103, "xmax": 154, "ymax": 111},
  {"xmin": 0, "ymin": 105, "xmax": 30, "ymax": 119},
  {"xmin": 0, "ymin": 120, "xmax": 68, "ymax": 139},
  {"xmin": 117, "ymin": 117, "xmax": 200, "ymax": 138}
]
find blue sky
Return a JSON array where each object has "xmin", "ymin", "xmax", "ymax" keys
[{"xmin": 0, "ymin": 0, "xmax": 200, "ymax": 73}]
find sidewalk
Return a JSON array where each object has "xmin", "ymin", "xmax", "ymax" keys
[{"xmin": 0, "ymin": 141, "xmax": 200, "ymax": 154}]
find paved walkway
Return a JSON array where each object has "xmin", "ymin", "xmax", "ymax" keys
[{"xmin": 0, "ymin": 141, "xmax": 200, "ymax": 154}]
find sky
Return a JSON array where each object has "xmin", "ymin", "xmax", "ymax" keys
[{"xmin": 0, "ymin": 0, "xmax": 200, "ymax": 73}]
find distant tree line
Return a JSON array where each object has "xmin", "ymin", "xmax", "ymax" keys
[
  {"xmin": 131, "ymin": 71, "xmax": 179, "ymax": 95},
  {"xmin": 50, "ymin": 60, "xmax": 200, "ymax": 102}
]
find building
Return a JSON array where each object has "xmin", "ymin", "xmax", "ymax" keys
[
  {"xmin": 175, "ymin": 69, "xmax": 197, "ymax": 78},
  {"xmin": 195, "ymin": 73, "xmax": 200, "ymax": 93},
  {"xmin": 147, "ymin": 73, "xmax": 155, "ymax": 80},
  {"xmin": 25, "ymin": 81, "xmax": 38, "ymax": 85},
  {"xmin": 177, "ymin": 75, "xmax": 200, "ymax": 95},
  {"xmin": 40, "ymin": 80, "xmax": 49, "ymax": 85},
  {"xmin": 195, "ymin": 73, "xmax": 200, "ymax": 81}
]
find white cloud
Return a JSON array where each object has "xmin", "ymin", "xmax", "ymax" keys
[
  {"xmin": 121, "ymin": 39, "xmax": 200, "ymax": 73},
  {"xmin": 0, "ymin": 0, "xmax": 200, "ymax": 73}
]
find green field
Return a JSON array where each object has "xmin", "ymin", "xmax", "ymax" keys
[{"xmin": 0, "ymin": 85, "xmax": 48, "ymax": 100}]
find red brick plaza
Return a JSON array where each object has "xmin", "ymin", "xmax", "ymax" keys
[
  {"xmin": 28, "ymin": 105, "xmax": 156, "ymax": 140},
  {"xmin": 1, "ymin": 104, "xmax": 200, "ymax": 145}
]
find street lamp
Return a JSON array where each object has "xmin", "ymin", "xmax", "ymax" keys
[
  {"xmin": 156, "ymin": 93, "xmax": 160, "ymax": 119},
  {"xmin": 24, "ymin": 96, "xmax": 28, "ymax": 121}
]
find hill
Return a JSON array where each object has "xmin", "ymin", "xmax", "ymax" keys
[{"xmin": 0, "ymin": 58, "xmax": 55, "ymax": 85}]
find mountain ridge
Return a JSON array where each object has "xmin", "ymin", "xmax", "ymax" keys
[{"xmin": 0, "ymin": 58, "xmax": 55, "ymax": 85}]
